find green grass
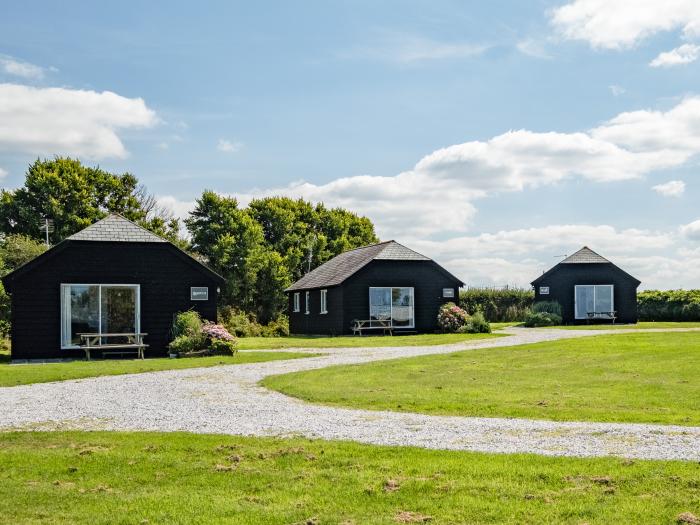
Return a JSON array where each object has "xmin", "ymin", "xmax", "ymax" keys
[
  {"xmin": 554, "ymin": 321, "xmax": 700, "ymax": 330},
  {"xmin": 0, "ymin": 431, "xmax": 698, "ymax": 524},
  {"xmin": 264, "ymin": 332, "xmax": 700, "ymax": 426},
  {"xmin": 237, "ymin": 332, "xmax": 502, "ymax": 350},
  {"xmin": 0, "ymin": 351, "xmax": 310, "ymax": 388}
]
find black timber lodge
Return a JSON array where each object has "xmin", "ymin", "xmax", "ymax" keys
[
  {"xmin": 531, "ymin": 246, "xmax": 641, "ymax": 324},
  {"xmin": 285, "ymin": 240, "xmax": 464, "ymax": 335},
  {"xmin": 1, "ymin": 214, "xmax": 224, "ymax": 360}
]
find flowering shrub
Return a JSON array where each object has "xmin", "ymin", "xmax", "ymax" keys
[
  {"xmin": 437, "ymin": 302, "xmax": 470, "ymax": 333},
  {"xmin": 202, "ymin": 322, "xmax": 235, "ymax": 341}
]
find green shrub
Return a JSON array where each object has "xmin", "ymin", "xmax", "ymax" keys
[
  {"xmin": 172, "ymin": 310, "xmax": 203, "ymax": 338},
  {"xmin": 437, "ymin": 302, "xmax": 470, "ymax": 333},
  {"xmin": 460, "ymin": 311, "xmax": 491, "ymax": 333},
  {"xmin": 638, "ymin": 290, "xmax": 700, "ymax": 321},
  {"xmin": 0, "ymin": 319, "xmax": 9, "ymax": 339},
  {"xmin": 168, "ymin": 334, "xmax": 206, "ymax": 354},
  {"xmin": 532, "ymin": 301, "xmax": 562, "ymax": 316},
  {"xmin": 219, "ymin": 307, "xmax": 289, "ymax": 338},
  {"xmin": 523, "ymin": 312, "xmax": 562, "ymax": 327},
  {"xmin": 459, "ymin": 287, "xmax": 533, "ymax": 322},
  {"xmin": 210, "ymin": 338, "xmax": 237, "ymax": 355}
]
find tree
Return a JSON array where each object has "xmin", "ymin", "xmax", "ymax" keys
[
  {"xmin": 0, "ymin": 157, "xmax": 185, "ymax": 246},
  {"xmin": 185, "ymin": 191, "xmax": 265, "ymax": 307}
]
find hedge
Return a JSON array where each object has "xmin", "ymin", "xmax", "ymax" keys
[
  {"xmin": 637, "ymin": 290, "xmax": 700, "ymax": 321},
  {"xmin": 459, "ymin": 287, "xmax": 534, "ymax": 322}
]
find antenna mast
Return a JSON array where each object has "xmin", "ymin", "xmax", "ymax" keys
[{"xmin": 39, "ymin": 218, "xmax": 54, "ymax": 247}]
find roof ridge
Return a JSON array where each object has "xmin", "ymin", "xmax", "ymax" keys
[{"xmin": 340, "ymin": 239, "xmax": 393, "ymax": 254}]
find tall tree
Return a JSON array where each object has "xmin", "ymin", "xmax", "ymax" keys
[{"xmin": 0, "ymin": 158, "xmax": 183, "ymax": 245}]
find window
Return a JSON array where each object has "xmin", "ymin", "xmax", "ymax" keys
[
  {"xmin": 442, "ymin": 288, "xmax": 455, "ymax": 298},
  {"xmin": 293, "ymin": 292, "xmax": 300, "ymax": 312},
  {"xmin": 369, "ymin": 287, "xmax": 414, "ymax": 328},
  {"xmin": 320, "ymin": 289, "xmax": 328, "ymax": 314},
  {"xmin": 60, "ymin": 284, "xmax": 140, "ymax": 348},
  {"xmin": 575, "ymin": 285, "xmax": 614, "ymax": 319},
  {"xmin": 305, "ymin": 291, "xmax": 310, "ymax": 314}
]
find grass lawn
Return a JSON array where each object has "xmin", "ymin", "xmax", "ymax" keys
[
  {"xmin": 0, "ymin": 351, "xmax": 310, "ymax": 388},
  {"xmin": 264, "ymin": 332, "xmax": 700, "ymax": 426},
  {"xmin": 237, "ymin": 332, "xmax": 503, "ymax": 350},
  {"xmin": 0, "ymin": 432, "xmax": 698, "ymax": 524},
  {"xmin": 554, "ymin": 321, "xmax": 700, "ymax": 330}
]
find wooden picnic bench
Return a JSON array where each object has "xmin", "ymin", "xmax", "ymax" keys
[
  {"xmin": 586, "ymin": 311, "xmax": 617, "ymax": 324},
  {"xmin": 78, "ymin": 333, "xmax": 148, "ymax": 360},
  {"xmin": 351, "ymin": 319, "xmax": 393, "ymax": 336}
]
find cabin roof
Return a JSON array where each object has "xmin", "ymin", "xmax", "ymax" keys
[
  {"xmin": 67, "ymin": 214, "xmax": 167, "ymax": 243},
  {"xmin": 531, "ymin": 246, "xmax": 640, "ymax": 286},
  {"xmin": 560, "ymin": 246, "xmax": 610, "ymax": 264},
  {"xmin": 285, "ymin": 240, "xmax": 461, "ymax": 291}
]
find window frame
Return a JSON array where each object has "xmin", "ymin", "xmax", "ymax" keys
[
  {"xmin": 293, "ymin": 292, "xmax": 300, "ymax": 312},
  {"xmin": 60, "ymin": 283, "xmax": 141, "ymax": 349},
  {"xmin": 305, "ymin": 291, "xmax": 310, "ymax": 315},
  {"xmin": 320, "ymin": 289, "xmax": 328, "ymax": 314},
  {"xmin": 574, "ymin": 284, "xmax": 614, "ymax": 319},
  {"xmin": 368, "ymin": 286, "xmax": 415, "ymax": 329}
]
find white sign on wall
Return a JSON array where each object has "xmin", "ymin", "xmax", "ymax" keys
[
  {"xmin": 442, "ymin": 288, "xmax": 455, "ymax": 298},
  {"xmin": 539, "ymin": 286, "xmax": 550, "ymax": 295},
  {"xmin": 191, "ymin": 287, "xmax": 209, "ymax": 301}
]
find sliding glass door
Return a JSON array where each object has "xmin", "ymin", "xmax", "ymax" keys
[
  {"xmin": 574, "ymin": 285, "xmax": 614, "ymax": 319},
  {"xmin": 369, "ymin": 287, "xmax": 414, "ymax": 328},
  {"xmin": 60, "ymin": 284, "xmax": 140, "ymax": 348}
]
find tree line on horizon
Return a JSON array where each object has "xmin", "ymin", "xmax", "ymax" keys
[{"xmin": 0, "ymin": 157, "xmax": 379, "ymax": 330}]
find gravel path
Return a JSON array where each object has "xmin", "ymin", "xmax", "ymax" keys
[{"xmin": 1, "ymin": 327, "xmax": 699, "ymax": 461}]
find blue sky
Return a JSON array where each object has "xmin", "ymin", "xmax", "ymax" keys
[{"xmin": 1, "ymin": 0, "xmax": 700, "ymax": 288}]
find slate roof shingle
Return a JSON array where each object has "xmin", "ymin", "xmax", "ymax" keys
[
  {"xmin": 560, "ymin": 246, "xmax": 610, "ymax": 264},
  {"xmin": 67, "ymin": 214, "xmax": 167, "ymax": 243},
  {"xmin": 285, "ymin": 240, "xmax": 432, "ymax": 291}
]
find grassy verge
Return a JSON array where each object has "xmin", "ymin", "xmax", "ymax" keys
[
  {"xmin": 0, "ymin": 431, "xmax": 698, "ymax": 524},
  {"xmin": 553, "ymin": 321, "xmax": 700, "ymax": 330},
  {"xmin": 264, "ymin": 332, "xmax": 700, "ymax": 426},
  {"xmin": 0, "ymin": 351, "xmax": 310, "ymax": 388},
  {"xmin": 237, "ymin": 332, "xmax": 502, "ymax": 350}
]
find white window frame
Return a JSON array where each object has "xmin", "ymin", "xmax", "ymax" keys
[
  {"xmin": 369, "ymin": 286, "xmax": 415, "ymax": 329},
  {"xmin": 305, "ymin": 291, "xmax": 310, "ymax": 315},
  {"xmin": 320, "ymin": 289, "xmax": 328, "ymax": 314},
  {"xmin": 60, "ymin": 283, "xmax": 141, "ymax": 349},
  {"xmin": 574, "ymin": 284, "xmax": 614, "ymax": 319},
  {"xmin": 293, "ymin": 292, "xmax": 300, "ymax": 312}
]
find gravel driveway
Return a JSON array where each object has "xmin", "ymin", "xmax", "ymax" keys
[{"xmin": 1, "ymin": 327, "xmax": 699, "ymax": 461}]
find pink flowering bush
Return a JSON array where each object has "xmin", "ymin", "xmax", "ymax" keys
[
  {"xmin": 202, "ymin": 322, "xmax": 235, "ymax": 341},
  {"xmin": 169, "ymin": 311, "xmax": 237, "ymax": 356},
  {"xmin": 437, "ymin": 302, "xmax": 470, "ymax": 333}
]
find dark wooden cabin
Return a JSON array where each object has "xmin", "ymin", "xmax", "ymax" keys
[
  {"xmin": 531, "ymin": 246, "xmax": 641, "ymax": 324},
  {"xmin": 286, "ymin": 241, "xmax": 464, "ymax": 335},
  {"xmin": 1, "ymin": 214, "xmax": 224, "ymax": 360}
]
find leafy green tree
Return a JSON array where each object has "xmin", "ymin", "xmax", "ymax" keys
[
  {"xmin": 246, "ymin": 248, "xmax": 292, "ymax": 324},
  {"xmin": 0, "ymin": 158, "xmax": 185, "ymax": 246}
]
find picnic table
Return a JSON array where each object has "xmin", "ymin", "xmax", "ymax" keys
[
  {"xmin": 350, "ymin": 319, "xmax": 393, "ymax": 336},
  {"xmin": 586, "ymin": 311, "xmax": 617, "ymax": 324},
  {"xmin": 78, "ymin": 333, "xmax": 148, "ymax": 360}
]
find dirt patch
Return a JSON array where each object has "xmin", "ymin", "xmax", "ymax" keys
[
  {"xmin": 677, "ymin": 512, "xmax": 700, "ymax": 524},
  {"xmin": 395, "ymin": 511, "xmax": 432, "ymax": 523}
]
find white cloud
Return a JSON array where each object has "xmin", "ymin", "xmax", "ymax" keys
[
  {"xmin": 156, "ymin": 142, "xmax": 169, "ymax": 150},
  {"xmin": 156, "ymin": 195, "xmax": 196, "ymax": 221},
  {"xmin": 652, "ymin": 180, "xmax": 685, "ymax": 197},
  {"xmin": 681, "ymin": 219, "xmax": 700, "ymax": 240},
  {"xmin": 0, "ymin": 167, "xmax": 7, "ymax": 180},
  {"xmin": 649, "ymin": 43, "xmax": 700, "ymax": 67},
  {"xmin": 550, "ymin": 0, "xmax": 700, "ymax": 49},
  {"xmin": 0, "ymin": 54, "xmax": 46, "ymax": 79},
  {"xmin": 609, "ymin": 84, "xmax": 625, "ymax": 96},
  {"xmin": 343, "ymin": 33, "xmax": 487, "ymax": 64},
  {"xmin": 217, "ymin": 139, "xmax": 243, "ymax": 153},
  {"xmin": 0, "ymin": 83, "xmax": 158, "ymax": 158}
]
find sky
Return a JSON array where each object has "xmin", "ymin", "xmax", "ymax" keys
[{"xmin": 1, "ymin": 0, "xmax": 700, "ymax": 290}]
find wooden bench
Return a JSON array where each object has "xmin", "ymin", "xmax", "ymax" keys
[
  {"xmin": 351, "ymin": 319, "xmax": 393, "ymax": 336},
  {"xmin": 586, "ymin": 311, "xmax": 617, "ymax": 324},
  {"xmin": 78, "ymin": 333, "xmax": 148, "ymax": 360}
]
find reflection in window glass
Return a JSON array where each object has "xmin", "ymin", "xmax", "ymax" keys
[{"xmin": 369, "ymin": 287, "xmax": 414, "ymax": 328}]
